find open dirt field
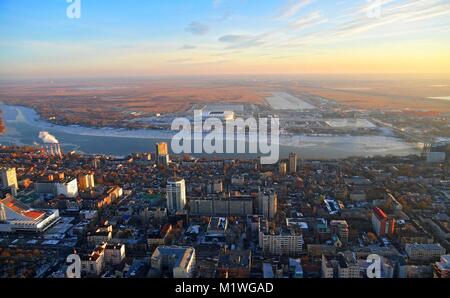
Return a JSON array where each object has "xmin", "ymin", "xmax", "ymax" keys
[
  {"xmin": 287, "ymin": 78, "xmax": 450, "ymax": 113},
  {"xmin": 1, "ymin": 76, "xmax": 449, "ymax": 129},
  {"xmin": 0, "ymin": 79, "xmax": 270, "ymax": 128}
]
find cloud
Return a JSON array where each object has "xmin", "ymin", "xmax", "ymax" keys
[
  {"xmin": 212, "ymin": 0, "xmax": 233, "ymax": 21},
  {"xmin": 334, "ymin": 0, "xmax": 450, "ymax": 38},
  {"xmin": 290, "ymin": 11, "xmax": 327, "ymax": 30},
  {"xmin": 275, "ymin": 0, "xmax": 312, "ymax": 19},
  {"xmin": 166, "ymin": 57, "xmax": 231, "ymax": 66},
  {"xmin": 184, "ymin": 59, "xmax": 232, "ymax": 66},
  {"xmin": 215, "ymin": 9, "xmax": 233, "ymax": 22},
  {"xmin": 179, "ymin": 44, "xmax": 197, "ymax": 50},
  {"xmin": 219, "ymin": 34, "xmax": 250, "ymax": 43},
  {"xmin": 218, "ymin": 34, "xmax": 266, "ymax": 49},
  {"xmin": 218, "ymin": 9, "xmax": 326, "ymax": 49},
  {"xmin": 166, "ymin": 58, "xmax": 194, "ymax": 64},
  {"xmin": 185, "ymin": 21, "xmax": 211, "ymax": 35},
  {"xmin": 281, "ymin": 0, "xmax": 450, "ymax": 49}
]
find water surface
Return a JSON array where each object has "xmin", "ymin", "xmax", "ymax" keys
[{"xmin": 0, "ymin": 104, "xmax": 420, "ymax": 159}]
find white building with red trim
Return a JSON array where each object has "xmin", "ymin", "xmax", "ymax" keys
[{"xmin": 0, "ymin": 194, "xmax": 60, "ymax": 233}]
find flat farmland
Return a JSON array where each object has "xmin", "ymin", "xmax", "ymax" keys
[
  {"xmin": 1, "ymin": 76, "xmax": 449, "ymax": 129},
  {"xmin": 287, "ymin": 78, "xmax": 450, "ymax": 113},
  {"xmin": 0, "ymin": 79, "xmax": 271, "ymax": 128}
]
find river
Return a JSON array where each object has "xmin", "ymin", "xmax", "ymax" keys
[{"xmin": 0, "ymin": 104, "xmax": 420, "ymax": 160}]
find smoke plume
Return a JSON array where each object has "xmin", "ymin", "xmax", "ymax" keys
[{"xmin": 39, "ymin": 131, "xmax": 59, "ymax": 144}]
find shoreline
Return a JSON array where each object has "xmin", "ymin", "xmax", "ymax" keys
[
  {"xmin": 0, "ymin": 104, "xmax": 422, "ymax": 160},
  {"xmin": 0, "ymin": 103, "xmax": 416, "ymax": 142},
  {"xmin": 0, "ymin": 99, "xmax": 168, "ymax": 131},
  {"xmin": 0, "ymin": 103, "xmax": 175, "ymax": 139}
]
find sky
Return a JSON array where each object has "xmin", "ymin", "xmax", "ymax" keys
[{"xmin": 0, "ymin": 0, "xmax": 450, "ymax": 79}]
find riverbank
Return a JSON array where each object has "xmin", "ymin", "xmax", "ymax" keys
[{"xmin": 0, "ymin": 104, "xmax": 421, "ymax": 160}]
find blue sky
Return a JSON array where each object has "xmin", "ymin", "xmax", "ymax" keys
[{"xmin": 1, "ymin": 0, "xmax": 450, "ymax": 78}]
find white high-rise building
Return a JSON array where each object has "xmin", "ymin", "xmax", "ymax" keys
[
  {"xmin": 259, "ymin": 228, "xmax": 304, "ymax": 256},
  {"xmin": 259, "ymin": 189, "xmax": 278, "ymax": 220},
  {"xmin": 166, "ymin": 178, "xmax": 186, "ymax": 213},
  {"xmin": 1, "ymin": 167, "xmax": 18, "ymax": 189},
  {"xmin": 55, "ymin": 178, "xmax": 79, "ymax": 198}
]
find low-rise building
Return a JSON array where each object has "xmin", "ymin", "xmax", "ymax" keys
[
  {"xmin": 87, "ymin": 223, "xmax": 113, "ymax": 246},
  {"xmin": 80, "ymin": 243, "xmax": 106, "ymax": 277},
  {"xmin": 321, "ymin": 253, "xmax": 360, "ymax": 278},
  {"xmin": 433, "ymin": 255, "xmax": 450, "ymax": 278},
  {"xmin": 147, "ymin": 224, "xmax": 172, "ymax": 247},
  {"xmin": 405, "ymin": 243, "xmax": 446, "ymax": 262},
  {"xmin": 330, "ymin": 220, "xmax": 349, "ymax": 244},
  {"xmin": 190, "ymin": 195, "xmax": 253, "ymax": 217},
  {"xmin": 217, "ymin": 249, "xmax": 251, "ymax": 278},
  {"xmin": 204, "ymin": 217, "xmax": 227, "ymax": 244},
  {"xmin": 151, "ymin": 246, "xmax": 196, "ymax": 278},
  {"xmin": 104, "ymin": 243, "xmax": 126, "ymax": 266}
]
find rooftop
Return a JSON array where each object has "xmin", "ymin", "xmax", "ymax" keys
[
  {"xmin": 1, "ymin": 195, "xmax": 45, "ymax": 221},
  {"xmin": 152, "ymin": 246, "xmax": 195, "ymax": 269},
  {"xmin": 373, "ymin": 207, "xmax": 388, "ymax": 220}
]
